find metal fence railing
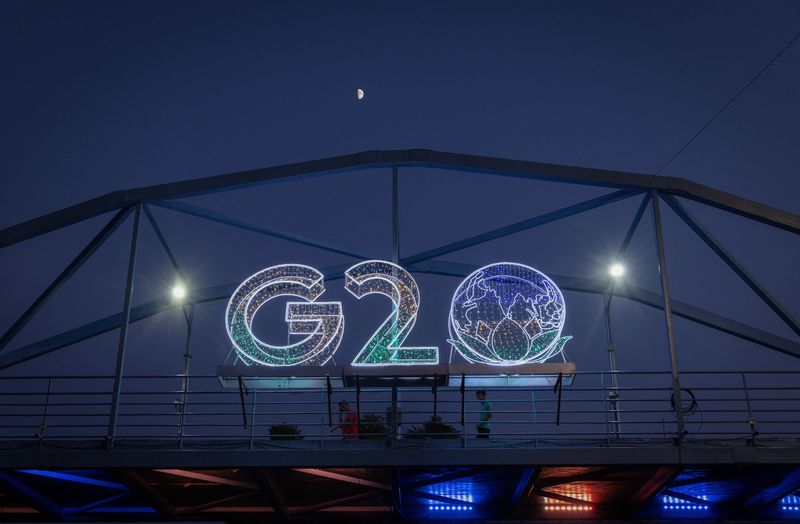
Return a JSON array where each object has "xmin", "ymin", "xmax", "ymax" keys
[{"xmin": 1, "ymin": 371, "xmax": 798, "ymax": 449}]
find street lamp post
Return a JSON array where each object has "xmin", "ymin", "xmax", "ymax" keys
[{"xmin": 605, "ymin": 263, "xmax": 625, "ymax": 438}]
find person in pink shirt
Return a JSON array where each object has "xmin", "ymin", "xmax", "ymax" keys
[{"xmin": 335, "ymin": 401, "xmax": 359, "ymax": 440}]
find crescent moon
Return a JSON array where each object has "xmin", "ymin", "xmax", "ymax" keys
[{"xmin": 357, "ymin": 88, "xmax": 364, "ymax": 100}]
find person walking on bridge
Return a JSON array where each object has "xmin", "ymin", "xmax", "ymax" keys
[
  {"xmin": 476, "ymin": 390, "xmax": 492, "ymax": 438},
  {"xmin": 334, "ymin": 401, "xmax": 359, "ymax": 440}
]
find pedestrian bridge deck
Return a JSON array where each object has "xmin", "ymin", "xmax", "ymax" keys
[{"xmin": 2, "ymin": 371, "xmax": 800, "ymax": 521}]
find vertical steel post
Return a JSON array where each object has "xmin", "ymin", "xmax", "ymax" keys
[
  {"xmin": 391, "ymin": 165, "xmax": 400, "ymax": 358},
  {"xmin": 238, "ymin": 376, "xmax": 248, "ymax": 429},
  {"xmin": 460, "ymin": 374, "xmax": 466, "ymax": 447},
  {"xmin": 741, "ymin": 373, "xmax": 758, "ymax": 444},
  {"xmin": 554, "ymin": 372, "xmax": 564, "ymax": 426},
  {"xmin": 650, "ymin": 191, "xmax": 686, "ymax": 439},
  {"xmin": 392, "ymin": 165, "xmax": 399, "ymax": 264},
  {"xmin": 531, "ymin": 388, "xmax": 538, "ymax": 447},
  {"xmin": 320, "ymin": 391, "xmax": 326, "ymax": 450},
  {"xmin": 391, "ymin": 385, "xmax": 398, "ymax": 448},
  {"xmin": 393, "ymin": 467, "xmax": 402, "ymax": 514},
  {"xmin": 107, "ymin": 205, "xmax": 141, "ymax": 447},
  {"xmin": 603, "ymin": 294, "xmax": 621, "ymax": 437},
  {"xmin": 37, "ymin": 378, "xmax": 52, "ymax": 448},
  {"xmin": 249, "ymin": 390, "xmax": 257, "ymax": 449},
  {"xmin": 355, "ymin": 375, "xmax": 361, "ymax": 429},
  {"xmin": 601, "ymin": 372, "xmax": 610, "ymax": 446}
]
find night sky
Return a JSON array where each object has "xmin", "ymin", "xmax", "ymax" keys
[{"xmin": 0, "ymin": 1, "xmax": 799, "ymax": 381}]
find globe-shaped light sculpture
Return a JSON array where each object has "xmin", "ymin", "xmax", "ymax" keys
[{"xmin": 448, "ymin": 262, "xmax": 571, "ymax": 365}]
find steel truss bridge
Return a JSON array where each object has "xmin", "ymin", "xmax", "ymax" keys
[{"xmin": 1, "ymin": 150, "xmax": 799, "ymax": 521}]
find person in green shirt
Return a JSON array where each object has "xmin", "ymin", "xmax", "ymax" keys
[{"xmin": 476, "ymin": 390, "xmax": 492, "ymax": 438}]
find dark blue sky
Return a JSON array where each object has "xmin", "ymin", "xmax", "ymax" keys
[{"xmin": 0, "ymin": 1, "xmax": 798, "ymax": 377}]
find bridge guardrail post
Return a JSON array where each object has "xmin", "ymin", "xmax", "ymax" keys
[
  {"xmin": 178, "ymin": 377, "xmax": 188, "ymax": 449},
  {"xmin": 462, "ymin": 389, "xmax": 468, "ymax": 448},
  {"xmin": 36, "ymin": 377, "xmax": 52, "ymax": 449},
  {"xmin": 601, "ymin": 372, "xmax": 610, "ymax": 446},
  {"xmin": 531, "ymin": 387, "xmax": 538, "ymax": 447},
  {"xmin": 741, "ymin": 372, "xmax": 758, "ymax": 445},
  {"xmin": 391, "ymin": 386, "xmax": 398, "ymax": 448},
  {"xmin": 249, "ymin": 389, "xmax": 257, "ymax": 450},
  {"xmin": 320, "ymin": 391, "xmax": 325, "ymax": 450}
]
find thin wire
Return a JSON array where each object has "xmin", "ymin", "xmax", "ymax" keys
[{"xmin": 654, "ymin": 27, "xmax": 800, "ymax": 175}]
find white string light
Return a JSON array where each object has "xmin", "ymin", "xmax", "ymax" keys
[
  {"xmin": 226, "ymin": 264, "xmax": 343, "ymax": 366},
  {"xmin": 448, "ymin": 262, "xmax": 571, "ymax": 365},
  {"xmin": 346, "ymin": 260, "xmax": 438, "ymax": 365}
]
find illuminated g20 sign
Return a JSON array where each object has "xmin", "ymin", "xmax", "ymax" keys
[{"xmin": 226, "ymin": 261, "xmax": 571, "ymax": 367}]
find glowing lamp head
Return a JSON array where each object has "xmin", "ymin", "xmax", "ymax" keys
[
  {"xmin": 172, "ymin": 283, "xmax": 187, "ymax": 300},
  {"xmin": 609, "ymin": 263, "xmax": 625, "ymax": 278}
]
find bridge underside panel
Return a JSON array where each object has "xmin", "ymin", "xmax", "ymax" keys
[{"xmin": 1, "ymin": 461, "xmax": 800, "ymax": 521}]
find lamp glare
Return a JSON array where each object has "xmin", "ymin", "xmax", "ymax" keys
[
  {"xmin": 172, "ymin": 284, "xmax": 187, "ymax": 300},
  {"xmin": 609, "ymin": 263, "xmax": 625, "ymax": 278}
]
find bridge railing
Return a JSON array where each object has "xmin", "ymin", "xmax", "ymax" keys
[{"xmin": 1, "ymin": 371, "xmax": 798, "ymax": 449}]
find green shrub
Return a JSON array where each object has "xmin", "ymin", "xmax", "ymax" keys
[
  {"xmin": 406, "ymin": 416, "xmax": 459, "ymax": 439},
  {"xmin": 268, "ymin": 423, "xmax": 303, "ymax": 440},
  {"xmin": 359, "ymin": 413, "xmax": 389, "ymax": 440}
]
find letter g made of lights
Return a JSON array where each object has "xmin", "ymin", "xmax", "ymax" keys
[{"xmin": 225, "ymin": 264, "xmax": 344, "ymax": 366}]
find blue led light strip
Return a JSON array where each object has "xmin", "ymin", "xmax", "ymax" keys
[
  {"xmin": 427, "ymin": 504, "xmax": 473, "ymax": 511},
  {"xmin": 661, "ymin": 494, "xmax": 709, "ymax": 510},
  {"xmin": 780, "ymin": 494, "xmax": 800, "ymax": 511}
]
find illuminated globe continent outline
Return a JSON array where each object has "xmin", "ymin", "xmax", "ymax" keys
[{"xmin": 448, "ymin": 262, "xmax": 571, "ymax": 365}]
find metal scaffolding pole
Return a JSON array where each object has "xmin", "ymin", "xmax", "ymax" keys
[
  {"xmin": 650, "ymin": 191, "xmax": 686, "ymax": 439},
  {"xmin": 107, "ymin": 205, "xmax": 141, "ymax": 447}
]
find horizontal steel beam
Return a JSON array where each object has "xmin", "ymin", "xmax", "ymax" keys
[
  {"xmin": 288, "ymin": 490, "xmax": 385, "ymax": 519},
  {"xmin": 293, "ymin": 468, "xmax": 391, "ymax": 491},
  {"xmin": 152, "ymin": 200, "xmax": 371, "ymax": 260},
  {"xmin": 532, "ymin": 488, "xmax": 592, "ymax": 506},
  {"xmin": 535, "ymin": 467, "xmax": 614, "ymax": 488},
  {"xmin": 2, "ymin": 445, "xmax": 800, "ymax": 469},
  {"xmin": 2, "ymin": 150, "xmax": 798, "ymax": 248},
  {"xmin": 401, "ymin": 189, "xmax": 639, "ymax": 265}
]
